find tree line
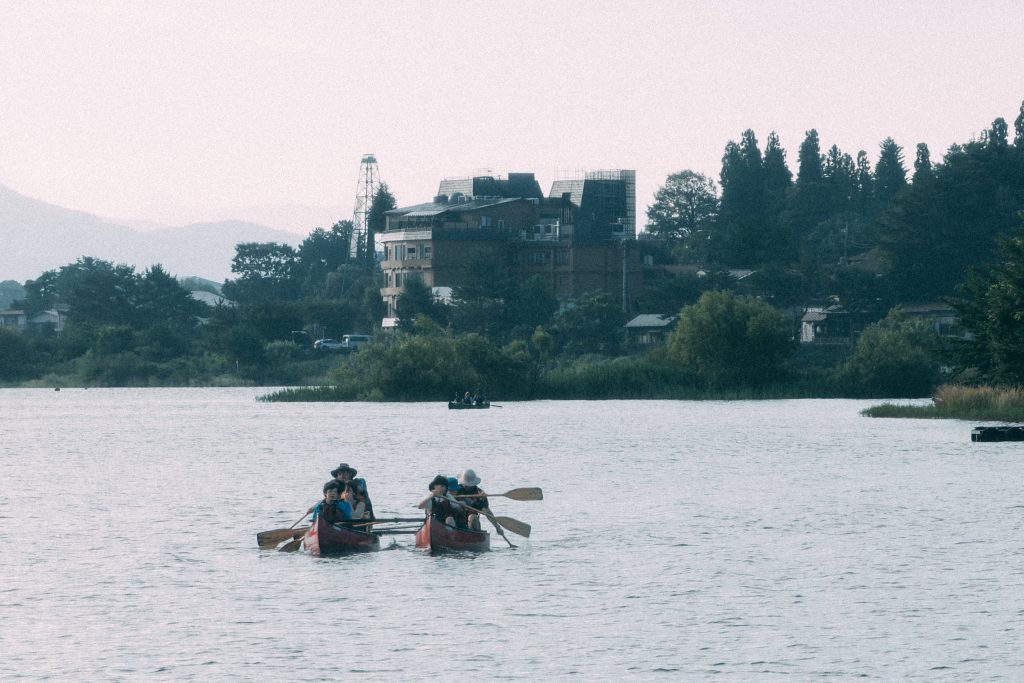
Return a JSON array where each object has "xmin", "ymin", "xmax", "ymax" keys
[
  {"xmin": 645, "ymin": 101, "xmax": 1024, "ymax": 309},
  {"xmin": 4, "ymin": 102, "xmax": 1024, "ymax": 396}
]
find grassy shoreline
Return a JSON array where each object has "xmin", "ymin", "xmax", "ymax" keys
[{"xmin": 863, "ymin": 385, "xmax": 1024, "ymax": 422}]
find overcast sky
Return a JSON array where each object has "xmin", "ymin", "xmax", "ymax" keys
[{"xmin": 2, "ymin": 1, "xmax": 1023, "ymax": 234}]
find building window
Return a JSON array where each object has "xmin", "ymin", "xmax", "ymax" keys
[
  {"xmin": 395, "ymin": 272, "xmax": 402, "ymax": 287},
  {"xmin": 384, "ymin": 245, "xmax": 391, "ymax": 260},
  {"xmin": 497, "ymin": 219, "xmax": 505, "ymax": 230},
  {"xmin": 480, "ymin": 215, "xmax": 492, "ymax": 228},
  {"xmin": 558, "ymin": 274, "xmax": 569, "ymax": 285},
  {"xmin": 423, "ymin": 245, "xmax": 432, "ymax": 259},
  {"xmin": 406, "ymin": 246, "xmax": 417, "ymax": 259},
  {"xmin": 555, "ymin": 250, "xmax": 569, "ymax": 265},
  {"xmin": 528, "ymin": 252, "xmax": 547, "ymax": 266}
]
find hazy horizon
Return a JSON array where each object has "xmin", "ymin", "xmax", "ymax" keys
[{"xmin": 2, "ymin": 2, "xmax": 1022, "ymax": 235}]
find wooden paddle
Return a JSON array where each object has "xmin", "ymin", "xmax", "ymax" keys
[
  {"xmin": 256, "ymin": 512, "xmax": 310, "ymax": 548},
  {"xmin": 492, "ymin": 515, "xmax": 530, "ymax": 538},
  {"xmin": 350, "ymin": 517, "xmax": 425, "ymax": 527},
  {"xmin": 456, "ymin": 487, "xmax": 542, "ymax": 502},
  {"xmin": 476, "ymin": 508, "xmax": 516, "ymax": 548},
  {"xmin": 278, "ymin": 533, "xmax": 305, "ymax": 552},
  {"xmin": 258, "ymin": 527, "xmax": 309, "ymax": 549}
]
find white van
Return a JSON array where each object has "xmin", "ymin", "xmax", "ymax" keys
[{"xmin": 341, "ymin": 334, "xmax": 370, "ymax": 351}]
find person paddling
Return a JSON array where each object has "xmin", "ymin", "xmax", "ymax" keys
[
  {"xmin": 417, "ymin": 475, "xmax": 468, "ymax": 527},
  {"xmin": 455, "ymin": 469, "xmax": 489, "ymax": 531},
  {"xmin": 311, "ymin": 480, "xmax": 353, "ymax": 526}
]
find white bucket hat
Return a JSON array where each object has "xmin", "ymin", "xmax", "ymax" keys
[{"xmin": 458, "ymin": 468, "xmax": 481, "ymax": 487}]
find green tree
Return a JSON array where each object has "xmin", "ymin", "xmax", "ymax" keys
[
  {"xmin": 836, "ymin": 309, "xmax": 938, "ymax": 396},
  {"xmin": 854, "ymin": 150, "xmax": 874, "ymax": 215},
  {"xmin": 950, "ymin": 233, "xmax": 1024, "ymax": 383},
  {"xmin": 665, "ymin": 290, "xmax": 791, "ymax": 388},
  {"xmin": 761, "ymin": 131, "xmax": 793, "ymax": 262},
  {"xmin": 912, "ymin": 142, "xmax": 933, "ymax": 185},
  {"xmin": 551, "ymin": 291, "xmax": 624, "ymax": 355},
  {"xmin": 647, "ymin": 170, "xmax": 718, "ymax": 261},
  {"xmin": 781, "ymin": 129, "xmax": 830, "ymax": 265},
  {"xmin": 1015, "ymin": 101, "xmax": 1024, "ymax": 147},
  {"xmin": 136, "ymin": 264, "xmax": 207, "ymax": 330},
  {"xmin": 0, "ymin": 327, "xmax": 40, "ymax": 380},
  {"xmin": 297, "ymin": 221, "xmax": 353, "ymax": 294},
  {"xmin": 396, "ymin": 278, "xmax": 446, "ymax": 330},
  {"xmin": 366, "ymin": 184, "xmax": 397, "ymax": 266},
  {"xmin": 717, "ymin": 130, "xmax": 767, "ymax": 266},
  {"xmin": 223, "ymin": 242, "xmax": 299, "ymax": 303},
  {"xmin": 874, "ymin": 137, "xmax": 907, "ymax": 206}
]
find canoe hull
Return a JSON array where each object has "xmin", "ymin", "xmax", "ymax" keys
[
  {"xmin": 304, "ymin": 515, "xmax": 380, "ymax": 556},
  {"xmin": 448, "ymin": 402, "xmax": 490, "ymax": 410},
  {"xmin": 415, "ymin": 516, "xmax": 490, "ymax": 552}
]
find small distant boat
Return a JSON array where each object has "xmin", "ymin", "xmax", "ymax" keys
[
  {"xmin": 415, "ymin": 517, "xmax": 490, "ymax": 552},
  {"xmin": 303, "ymin": 515, "xmax": 380, "ymax": 556},
  {"xmin": 971, "ymin": 425, "xmax": 1024, "ymax": 442},
  {"xmin": 448, "ymin": 401, "xmax": 490, "ymax": 410}
]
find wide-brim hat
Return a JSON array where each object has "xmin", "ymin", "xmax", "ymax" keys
[
  {"xmin": 331, "ymin": 463, "xmax": 357, "ymax": 477},
  {"xmin": 458, "ymin": 469, "xmax": 481, "ymax": 487}
]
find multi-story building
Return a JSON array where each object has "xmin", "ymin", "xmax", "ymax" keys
[{"xmin": 379, "ymin": 171, "xmax": 641, "ymax": 321}]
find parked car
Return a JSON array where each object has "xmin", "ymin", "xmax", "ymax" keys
[{"xmin": 313, "ymin": 338, "xmax": 344, "ymax": 350}]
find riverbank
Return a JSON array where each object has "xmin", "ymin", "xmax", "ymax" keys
[{"xmin": 863, "ymin": 384, "xmax": 1024, "ymax": 422}]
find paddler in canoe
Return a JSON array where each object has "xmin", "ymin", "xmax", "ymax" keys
[
  {"xmin": 417, "ymin": 474, "xmax": 475, "ymax": 527},
  {"xmin": 454, "ymin": 469, "xmax": 490, "ymax": 531},
  {"xmin": 311, "ymin": 480, "xmax": 353, "ymax": 526}
]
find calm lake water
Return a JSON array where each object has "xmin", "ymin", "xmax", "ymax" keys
[{"xmin": 1, "ymin": 388, "xmax": 1022, "ymax": 680}]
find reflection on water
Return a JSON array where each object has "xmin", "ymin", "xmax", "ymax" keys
[{"xmin": 1, "ymin": 388, "xmax": 1022, "ymax": 680}]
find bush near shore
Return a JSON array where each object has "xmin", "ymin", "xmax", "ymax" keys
[{"xmin": 863, "ymin": 384, "xmax": 1024, "ymax": 421}]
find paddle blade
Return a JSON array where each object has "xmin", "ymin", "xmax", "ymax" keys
[
  {"xmin": 257, "ymin": 526, "xmax": 310, "ymax": 548},
  {"xmin": 501, "ymin": 487, "xmax": 543, "ymax": 501},
  {"xmin": 278, "ymin": 535, "xmax": 305, "ymax": 553},
  {"xmin": 493, "ymin": 516, "xmax": 531, "ymax": 537}
]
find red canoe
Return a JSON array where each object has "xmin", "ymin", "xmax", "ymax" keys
[
  {"xmin": 415, "ymin": 516, "xmax": 490, "ymax": 552},
  {"xmin": 303, "ymin": 515, "xmax": 381, "ymax": 556}
]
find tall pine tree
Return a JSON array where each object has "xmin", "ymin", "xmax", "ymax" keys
[{"xmin": 874, "ymin": 137, "xmax": 907, "ymax": 207}]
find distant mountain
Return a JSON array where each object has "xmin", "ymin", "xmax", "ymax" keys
[{"xmin": 0, "ymin": 183, "xmax": 303, "ymax": 284}]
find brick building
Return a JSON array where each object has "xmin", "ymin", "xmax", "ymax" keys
[{"xmin": 379, "ymin": 171, "xmax": 641, "ymax": 320}]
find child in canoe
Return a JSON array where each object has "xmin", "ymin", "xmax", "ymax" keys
[{"xmin": 311, "ymin": 480, "xmax": 353, "ymax": 526}]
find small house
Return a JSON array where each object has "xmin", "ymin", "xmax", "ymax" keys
[
  {"xmin": 625, "ymin": 313, "xmax": 678, "ymax": 346},
  {"xmin": 800, "ymin": 305, "xmax": 851, "ymax": 344}
]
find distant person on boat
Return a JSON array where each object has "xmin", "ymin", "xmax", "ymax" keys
[
  {"xmin": 311, "ymin": 480, "xmax": 353, "ymax": 526},
  {"xmin": 417, "ymin": 474, "xmax": 469, "ymax": 527},
  {"xmin": 455, "ymin": 469, "xmax": 489, "ymax": 531},
  {"xmin": 463, "ymin": 391, "xmax": 473, "ymax": 405}
]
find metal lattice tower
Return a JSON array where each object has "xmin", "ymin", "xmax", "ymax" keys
[{"xmin": 351, "ymin": 154, "xmax": 381, "ymax": 258}]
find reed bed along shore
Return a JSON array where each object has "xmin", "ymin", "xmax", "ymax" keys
[{"xmin": 864, "ymin": 384, "xmax": 1024, "ymax": 421}]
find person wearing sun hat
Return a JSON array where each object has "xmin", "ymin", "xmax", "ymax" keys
[
  {"xmin": 456, "ymin": 468, "xmax": 489, "ymax": 531},
  {"xmin": 331, "ymin": 463, "xmax": 357, "ymax": 482}
]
